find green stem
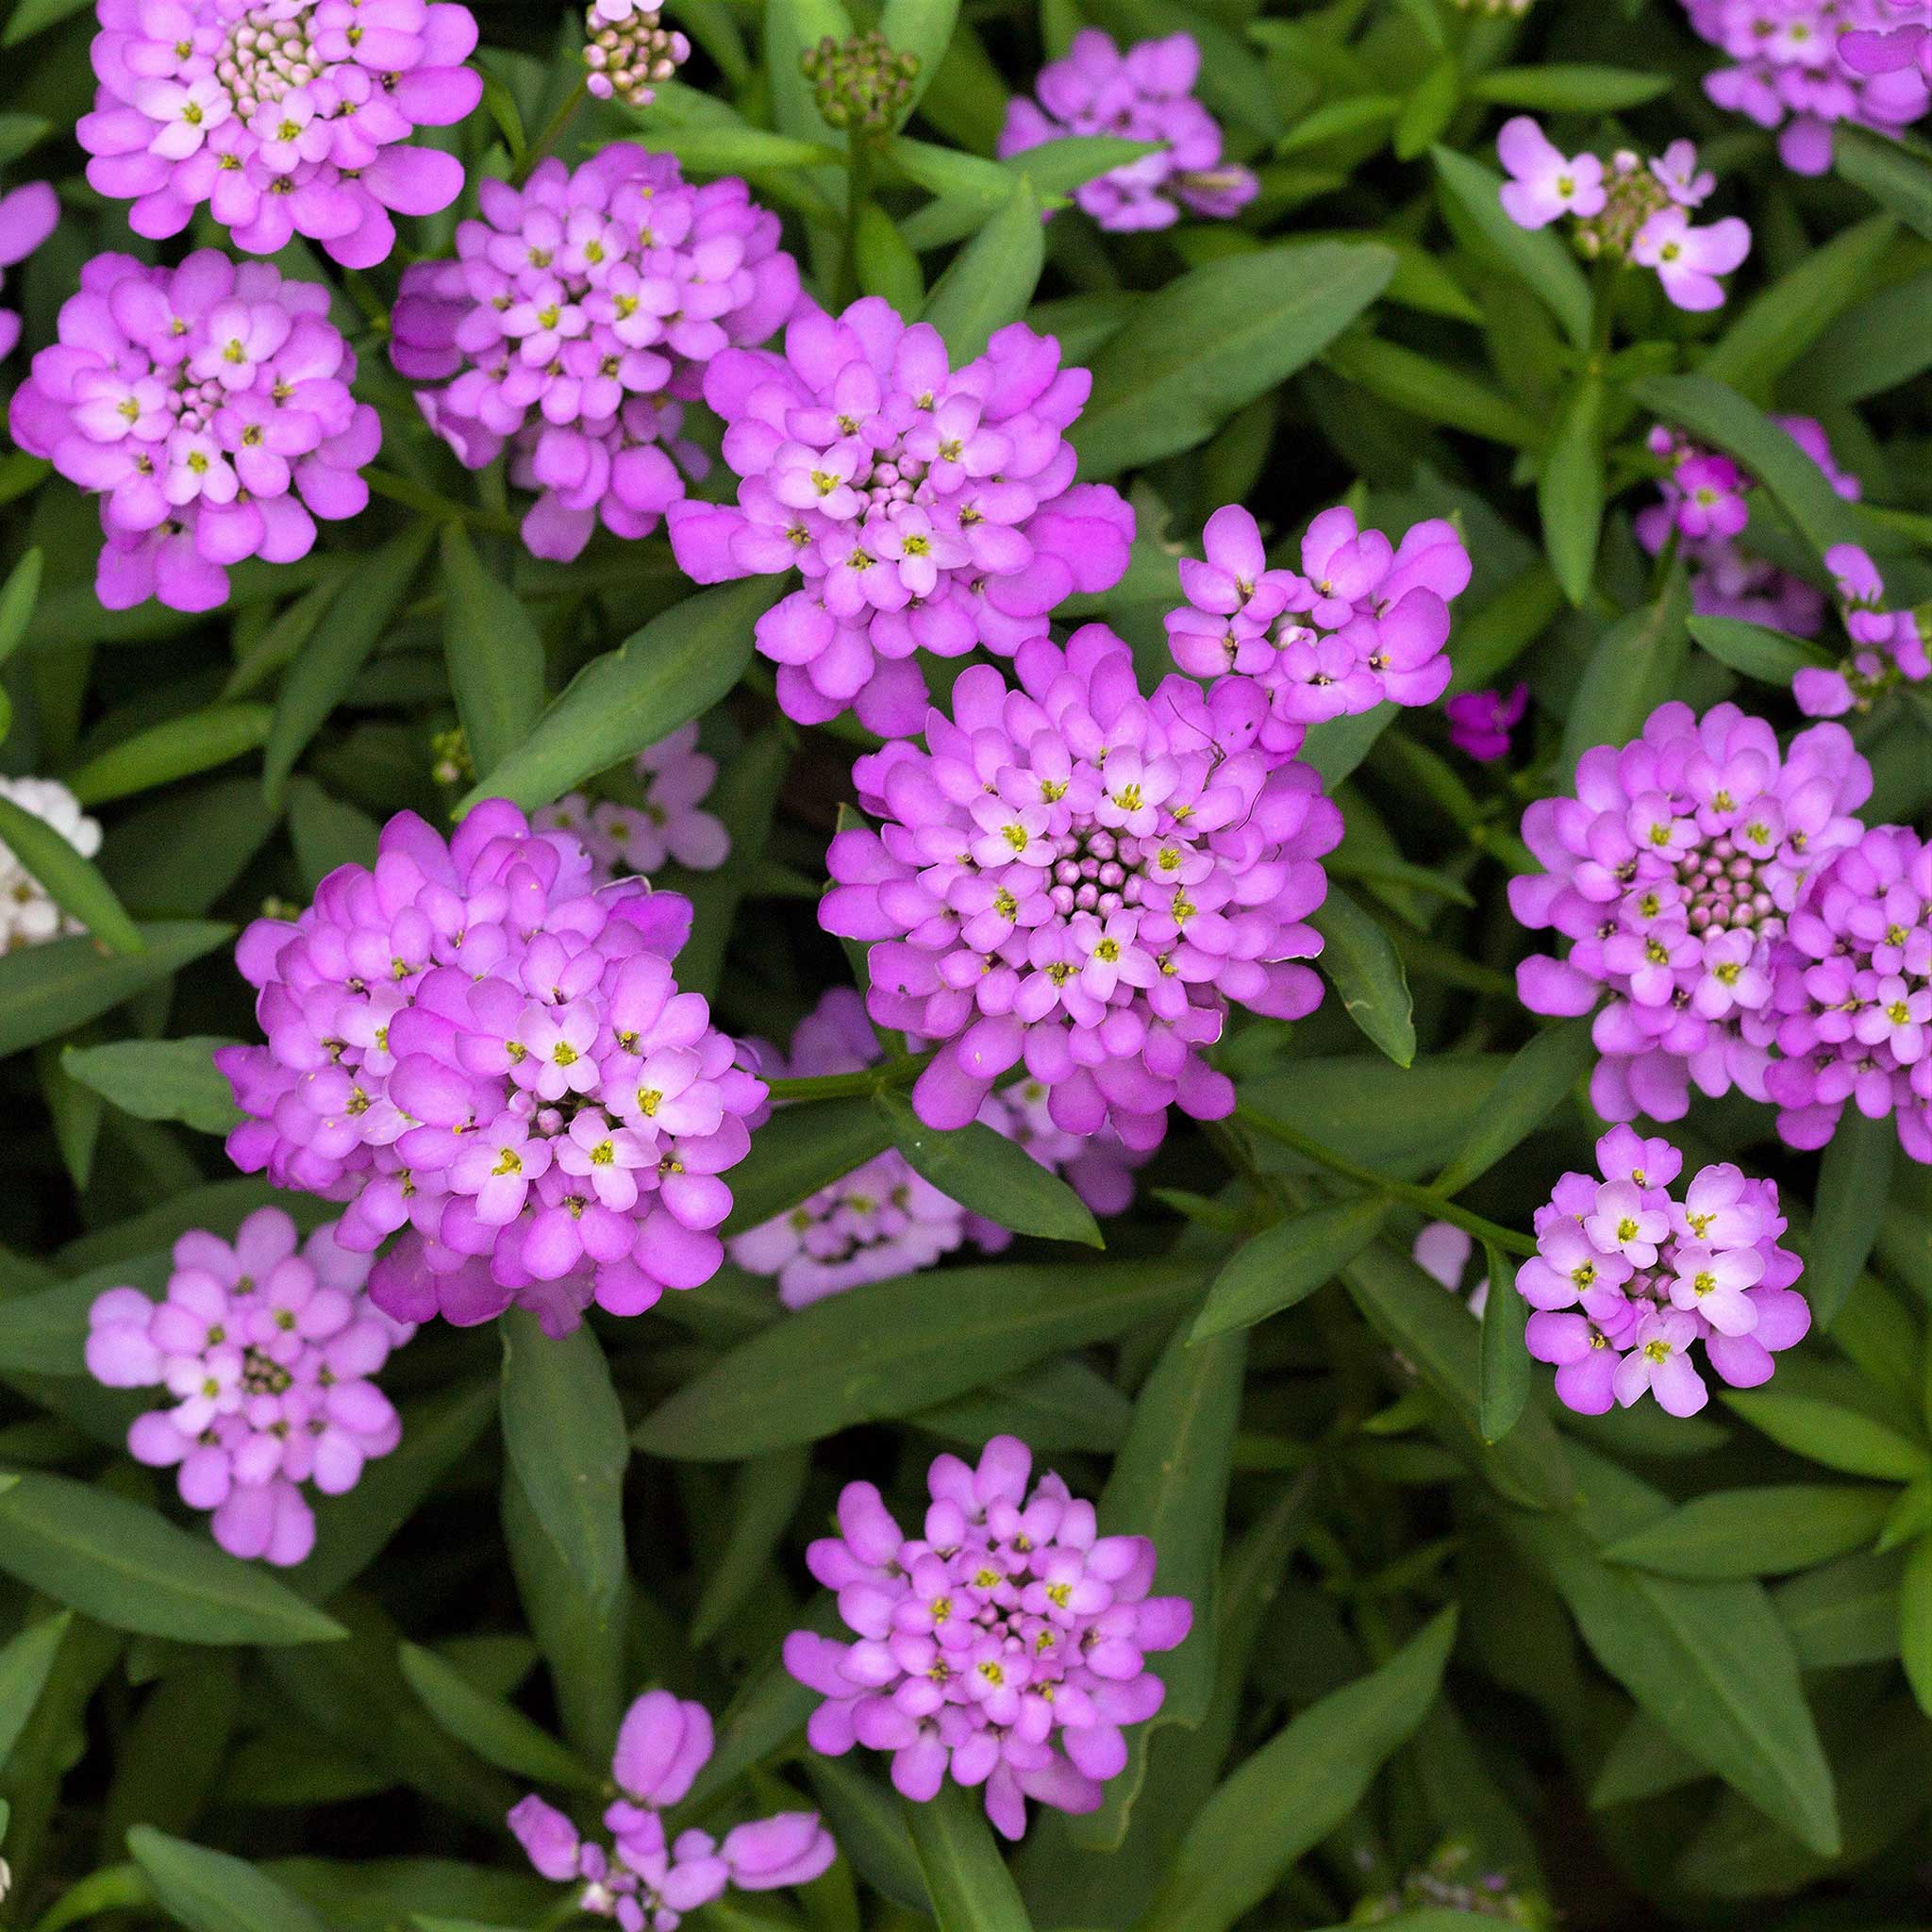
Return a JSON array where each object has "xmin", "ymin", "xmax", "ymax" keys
[
  {"xmin": 763, "ymin": 1051, "xmax": 935, "ymax": 1103},
  {"xmin": 364, "ymin": 470, "xmax": 524, "ymax": 540},
  {"xmin": 1234, "ymin": 1100, "xmax": 1537, "ymax": 1257},
  {"xmin": 837, "ymin": 133, "xmax": 874, "ymax": 310},
  {"xmin": 516, "ymin": 78, "xmax": 589, "ymax": 186}
]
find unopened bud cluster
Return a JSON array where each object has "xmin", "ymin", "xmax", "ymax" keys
[
  {"xmin": 1449, "ymin": 0, "xmax": 1534, "ymax": 14},
  {"xmin": 801, "ymin": 30, "xmax": 921, "ymax": 132},
  {"xmin": 583, "ymin": 0, "xmax": 691, "ymax": 108},
  {"xmin": 430, "ymin": 726, "xmax": 474, "ymax": 789}
]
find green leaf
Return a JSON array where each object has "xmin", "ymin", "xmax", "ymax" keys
[
  {"xmin": 906, "ymin": 1781, "xmax": 1033, "ymax": 1931},
  {"xmin": 636, "ymin": 124, "xmax": 842, "ymax": 172},
  {"xmin": 1688, "ymin": 613, "xmax": 1833, "ymax": 685},
  {"xmin": 1626, "ymin": 373, "xmax": 1867, "ymax": 558},
  {"xmin": 1602, "ymin": 1485, "xmax": 1898, "ymax": 1580},
  {"xmin": 0, "ymin": 791, "xmax": 146, "ymax": 956},
  {"xmin": 1322, "ymin": 334, "xmax": 1539, "ymax": 448},
  {"xmin": 0, "ymin": 544, "xmax": 42, "ymax": 671},
  {"xmin": 129, "ymin": 1826, "xmax": 332, "ymax": 1932},
  {"xmin": 1278, "ymin": 95, "xmax": 1401, "ymax": 155},
  {"xmin": 1477, "ymin": 1241, "xmax": 1530, "ymax": 1444},
  {"xmin": 1902, "ymin": 1537, "xmax": 1932, "ymax": 1716},
  {"xmin": 1880, "ymin": 1475, "xmax": 1932, "ymax": 1554},
  {"xmin": 0, "ymin": 920, "xmax": 232, "ymax": 1059},
  {"xmin": 440, "ymin": 525, "xmax": 546, "ymax": 782},
  {"xmin": 60, "ymin": 1037, "xmax": 241, "ymax": 1135},
  {"xmin": 923, "ymin": 180, "xmax": 1046, "ymax": 363},
  {"xmin": 1807, "ymin": 1109, "xmax": 1893, "ymax": 1329},
  {"xmin": 0, "ymin": 0, "xmax": 93, "ymax": 42},
  {"xmin": 1071, "ymin": 242, "xmax": 1395, "ymax": 478},
  {"xmin": 1786, "ymin": 270, "xmax": 1932, "ymax": 408},
  {"xmin": 1835, "ymin": 125, "xmax": 1932, "ymax": 241},
  {"xmin": 1539, "ymin": 375, "xmax": 1606, "ymax": 606},
  {"xmin": 877, "ymin": 1089, "xmax": 1101, "ymax": 1247},
  {"xmin": 1394, "ymin": 58, "xmax": 1460, "ymax": 163},
  {"xmin": 1431, "ymin": 145, "xmax": 1591, "ymax": 347},
  {"xmin": 462, "ymin": 576, "xmax": 776, "ymax": 813},
  {"xmin": 1433, "ymin": 1017, "xmax": 1593, "ymax": 1196},
  {"xmin": 634, "ymin": 1258, "xmax": 1203, "ymax": 1460},
  {"xmin": 1310, "ymin": 890, "xmax": 1415, "ymax": 1067},
  {"xmin": 1190, "ymin": 1196, "xmax": 1389, "ymax": 1343},
  {"xmin": 261, "ymin": 525, "xmax": 435, "ymax": 810},
  {"xmin": 498, "ymin": 1308, "xmax": 629, "ymax": 1614},
  {"xmin": 1559, "ymin": 560, "xmax": 1691, "ymax": 775},
  {"xmin": 0, "ymin": 1608, "xmax": 70, "ymax": 1770},
  {"xmin": 398, "ymin": 1642, "xmax": 601, "ymax": 1792},
  {"xmin": 1774, "ymin": 1549, "xmax": 1902, "ymax": 1668},
  {"xmin": 286, "ymin": 777, "xmax": 378, "ymax": 891},
  {"xmin": 877, "ymin": 0, "xmax": 959, "ymax": 117},
  {"xmin": 721, "ymin": 1091, "xmax": 898, "ymax": 1236},
  {"xmin": 1724, "ymin": 1389, "xmax": 1931, "ymax": 1482},
  {"xmin": 856, "ymin": 199, "xmax": 925, "ymax": 310},
  {"xmin": 1139, "ymin": 1610, "xmax": 1457, "ymax": 1932},
  {"xmin": 64, "ymin": 705, "xmax": 274, "ymax": 807},
  {"xmin": 0, "ymin": 1472, "xmax": 345, "ymax": 1647},
  {"xmin": 690, "ymin": 1445, "xmax": 813, "ymax": 1645},
  {"xmin": 1467, "ymin": 63, "xmax": 1672, "ymax": 109}
]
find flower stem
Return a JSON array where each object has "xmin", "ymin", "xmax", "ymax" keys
[
  {"xmin": 763, "ymin": 1050, "xmax": 935, "ymax": 1102},
  {"xmin": 836, "ymin": 133, "xmax": 875, "ymax": 310},
  {"xmin": 364, "ymin": 470, "xmax": 525, "ymax": 540}
]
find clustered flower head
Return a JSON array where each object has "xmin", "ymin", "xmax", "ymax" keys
[
  {"xmin": 390, "ymin": 145, "xmax": 799, "ymax": 561},
  {"xmin": 0, "ymin": 180, "xmax": 58, "ymax": 361},
  {"xmin": 1791, "ymin": 544, "xmax": 1929, "ymax": 720},
  {"xmin": 1164, "ymin": 502, "xmax": 1473, "ymax": 759},
  {"xmin": 821, "ymin": 625, "xmax": 1342, "ymax": 1146},
  {"xmin": 8, "ymin": 250, "xmax": 378, "ymax": 612},
  {"xmin": 215, "ymin": 800, "xmax": 765, "ymax": 1338},
  {"xmin": 535, "ymin": 724, "xmax": 731, "ymax": 886},
  {"xmin": 1684, "ymin": 0, "xmax": 1932, "ymax": 175},
  {"xmin": 784, "ymin": 1435, "xmax": 1192, "ymax": 1840},
  {"xmin": 510, "ymin": 1690, "xmax": 834, "ymax": 1928},
  {"xmin": 1767, "ymin": 823, "xmax": 1932, "ymax": 1161},
  {"xmin": 1517, "ymin": 1126, "xmax": 1808, "ymax": 1416},
  {"xmin": 800, "ymin": 28, "xmax": 921, "ymax": 132},
  {"xmin": 584, "ymin": 1, "xmax": 691, "ymax": 108},
  {"xmin": 1445, "ymin": 685, "xmax": 1528, "ymax": 762},
  {"xmin": 84, "ymin": 1208, "xmax": 408, "ymax": 1566},
  {"xmin": 727, "ymin": 991, "xmax": 1142, "ymax": 1307},
  {"xmin": 77, "ymin": 0, "xmax": 481, "ymax": 265},
  {"xmin": 669, "ymin": 298, "xmax": 1133, "ymax": 737},
  {"xmin": 1496, "ymin": 118, "xmax": 1750, "ymax": 310},
  {"xmin": 0, "ymin": 776, "xmax": 103, "ymax": 952},
  {"xmin": 1637, "ymin": 417, "xmax": 1862, "ymax": 638},
  {"xmin": 1511, "ymin": 700, "xmax": 1872, "ymax": 1124},
  {"xmin": 997, "ymin": 30, "xmax": 1258, "ymax": 232}
]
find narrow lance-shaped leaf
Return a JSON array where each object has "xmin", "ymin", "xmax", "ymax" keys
[
  {"xmin": 905, "ymin": 1781, "xmax": 1035, "ymax": 1932},
  {"xmin": 129, "ymin": 1827, "xmax": 333, "ymax": 1932},
  {"xmin": 1901, "ymin": 1536, "xmax": 1932, "ymax": 1717},
  {"xmin": 923, "ymin": 179, "xmax": 1046, "ymax": 364},
  {"xmin": 398, "ymin": 1641, "xmax": 603, "ymax": 1792},
  {"xmin": 1431, "ymin": 144, "xmax": 1592, "ymax": 346},
  {"xmin": 0, "ymin": 1609, "xmax": 71, "ymax": 1770},
  {"xmin": 1601, "ymin": 1485, "xmax": 1900, "ymax": 1581},
  {"xmin": 439, "ymin": 524, "xmax": 547, "ymax": 780},
  {"xmin": 1835, "ymin": 124, "xmax": 1932, "ymax": 242},
  {"xmin": 0, "ymin": 920, "xmax": 232, "ymax": 1060},
  {"xmin": 61, "ymin": 1037, "xmax": 241, "ymax": 1135},
  {"xmin": 1539, "ymin": 374, "xmax": 1605, "ymax": 607},
  {"xmin": 1310, "ymin": 890, "xmax": 1415, "ymax": 1067},
  {"xmin": 1688, "ymin": 613, "xmax": 1834, "ymax": 685},
  {"xmin": 0, "ymin": 791, "xmax": 145, "ymax": 956},
  {"xmin": 1478, "ymin": 1240, "xmax": 1531, "ymax": 1444},
  {"xmin": 64, "ymin": 704, "xmax": 274, "ymax": 807},
  {"xmin": 1434, "ymin": 1017, "xmax": 1593, "ymax": 1196},
  {"xmin": 1558, "ymin": 560, "xmax": 1691, "ymax": 775},
  {"xmin": 1806, "ymin": 1109, "xmax": 1892, "ymax": 1329},
  {"xmin": 721, "ymin": 1091, "xmax": 898, "ymax": 1237},
  {"xmin": 1190, "ymin": 1195, "xmax": 1389, "ymax": 1343}
]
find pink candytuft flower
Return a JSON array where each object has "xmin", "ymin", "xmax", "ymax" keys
[
  {"xmin": 997, "ymin": 30, "xmax": 1257, "ymax": 231},
  {"xmin": 667, "ymin": 297, "xmax": 1134, "ymax": 737},
  {"xmin": 1766, "ymin": 822, "xmax": 1932, "ymax": 1162},
  {"xmin": 1509, "ymin": 700, "xmax": 1871, "ymax": 1124},
  {"xmin": 784, "ymin": 1435, "xmax": 1192, "ymax": 1841},
  {"xmin": 509, "ymin": 1689, "xmax": 834, "ymax": 1925},
  {"xmin": 1842, "ymin": 18, "xmax": 1932, "ymax": 84},
  {"xmin": 1494, "ymin": 119, "xmax": 1750, "ymax": 310},
  {"xmin": 1791, "ymin": 544, "xmax": 1931, "ymax": 719},
  {"xmin": 1517, "ymin": 1128, "xmax": 1808, "ymax": 1416},
  {"xmin": 820, "ymin": 625, "xmax": 1341, "ymax": 1148},
  {"xmin": 85, "ymin": 1208, "xmax": 410, "ymax": 1566},
  {"xmin": 1413, "ymin": 1221, "xmax": 1490, "ymax": 1316},
  {"xmin": 727, "ymin": 991, "xmax": 1143, "ymax": 1307},
  {"xmin": 535, "ymin": 725, "xmax": 732, "ymax": 885},
  {"xmin": 76, "ymin": 0, "xmax": 481, "ymax": 266},
  {"xmin": 1445, "ymin": 684, "xmax": 1528, "ymax": 762},
  {"xmin": 1683, "ymin": 0, "xmax": 1932, "ymax": 175},
  {"xmin": 214, "ymin": 800, "xmax": 765, "ymax": 1337},
  {"xmin": 8, "ymin": 249, "xmax": 378, "ymax": 612},
  {"xmin": 1163, "ymin": 502, "xmax": 1473, "ymax": 760},
  {"xmin": 0, "ymin": 180, "xmax": 58, "ymax": 362},
  {"xmin": 391, "ymin": 145, "xmax": 799, "ymax": 563},
  {"xmin": 1636, "ymin": 418, "xmax": 1862, "ymax": 638}
]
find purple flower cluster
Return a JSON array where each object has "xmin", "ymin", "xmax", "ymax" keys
[
  {"xmin": 1844, "ymin": 15, "xmax": 1932, "ymax": 83},
  {"xmin": 215, "ymin": 800, "xmax": 765, "ymax": 1338},
  {"xmin": 0, "ymin": 180, "xmax": 58, "ymax": 361},
  {"xmin": 510, "ymin": 1690, "xmax": 834, "ymax": 1928},
  {"xmin": 1636, "ymin": 417, "xmax": 1862, "ymax": 638},
  {"xmin": 534, "ymin": 724, "xmax": 731, "ymax": 886},
  {"xmin": 1792, "ymin": 544, "xmax": 1929, "ymax": 719},
  {"xmin": 784, "ymin": 1436, "xmax": 1191, "ymax": 1840},
  {"xmin": 77, "ymin": 0, "xmax": 481, "ymax": 265},
  {"xmin": 1511, "ymin": 701, "xmax": 1872, "ymax": 1124},
  {"xmin": 668, "ymin": 297, "xmax": 1133, "ymax": 737},
  {"xmin": 8, "ymin": 250, "xmax": 377, "ymax": 612},
  {"xmin": 1164, "ymin": 503, "xmax": 1472, "ymax": 759},
  {"xmin": 391, "ymin": 146, "xmax": 799, "ymax": 561},
  {"xmin": 1683, "ymin": 0, "xmax": 1932, "ymax": 175},
  {"xmin": 85, "ymin": 1208, "xmax": 408, "ymax": 1566},
  {"xmin": 996, "ymin": 30, "xmax": 1257, "ymax": 232},
  {"xmin": 727, "ymin": 991, "xmax": 1142, "ymax": 1307},
  {"xmin": 1445, "ymin": 685, "xmax": 1528, "ymax": 762},
  {"xmin": 1517, "ymin": 1127, "xmax": 1808, "ymax": 1416},
  {"xmin": 821, "ymin": 625, "xmax": 1341, "ymax": 1146},
  {"xmin": 1767, "ymin": 823, "xmax": 1932, "ymax": 1162},
  {"xmin": 1496, "ymin": 119, "xmax": 1750, "ymax": 310}
]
